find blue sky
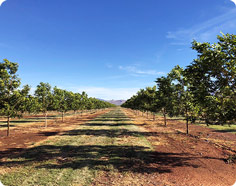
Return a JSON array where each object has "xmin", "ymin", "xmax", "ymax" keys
[{"xmin": 0, "ymin": 0, "xmax": 236, "ymax": 100}]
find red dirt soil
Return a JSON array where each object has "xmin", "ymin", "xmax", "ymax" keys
[
  {"xmin": 0, "ymin": 108, "xmax": 236, "ymax": 186},
  {"xmin": 0, "ymin": 110, "xmax": 110, "ymax": 157},
  {"xmin": 124, "ymin": 109, "xmax": 236, "ymax": 186}
]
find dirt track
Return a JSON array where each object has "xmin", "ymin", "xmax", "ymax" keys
[{"xmin": 0, "ymin": 108, "xmax": 236, "ymax": 186}]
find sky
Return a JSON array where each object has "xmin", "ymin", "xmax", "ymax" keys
[{"xmin": 0, "ymin": 0, "xmax": 236, "ymax": 100}]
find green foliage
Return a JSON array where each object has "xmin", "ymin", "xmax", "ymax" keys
[
  {"xmin": 70, "ymin": 93, "xmax": 82, "ymax": 112},
  {"xmin": 168, "ymin": 66, "xmax": 199, "ymax": 133},
  {"xmin": 0, "ymin": 59, "xmax": 30, "ymax": 135},
  {"xmin": 0, "ymin": 59, "xmax": 21, "ymax": 116},
  {"xmin": 155, "ymin": 76, "xmax": 174, "ymax": 111},
  {"xmin": 185, "ymin": 33, "xmax": 236, "ymax": 124},
  {"xmin": 123, "ymin": 33, "xmax": 236, "ymax": 133},
  {"xmin": 122, "ymin": 86, "xmax": 157, "ymax": 113},
  {"xmin": 24, "ymin": 95, "xmax": 41, "ymax": 114},
  {"xmin": 0, "ymin": 58, "xmax": 115, "ymax": 133},
  {"xmin": 35, "ymin": 82, "xmax": 53, "ymax": 113},
  {"xmin": 53, "ymin": 87, "xmax": 69, "ymax": 112}
]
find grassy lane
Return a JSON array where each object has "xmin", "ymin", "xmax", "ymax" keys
[{"xmin": 0, "ymin": 108, "xmax": 157, "ymax": 186}]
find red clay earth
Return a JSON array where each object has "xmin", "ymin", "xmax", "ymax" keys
[
  {"xmin": 0, "ymin": 110, "xmax": 110, "ymax": 157},
  {"xmin": 0, "ymin": 108, "xmax": 236, "ymax": 186},
  {"xmin": 123, "ymin": 109, "xmax": 236, "ymax": 186}
]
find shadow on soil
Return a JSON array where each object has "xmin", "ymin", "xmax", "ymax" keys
[
  {"xmin": 0, "ymin": 110, "xmax": 222, "ymax": 175},
  {"xmin": 0, "ymin": 124, "xmax": 16, "ymax": 128},
  {"xmin": 93, "ymin": 118, "xmax": 132, "ymax": 122},
  {"xmin": 0, "ymin": 112, "xmax": 227, "ymax": 176},
  {"xmin": 80, "ymin": 123, "xmax": 145, "ymax": 127},
  {"xmin": 213, "ymin": 129, "xmax": 236, "ymax": 133},
  {"xmin": 0, "ymin": 145, "xmax": 204, "ymax": 174},
  {"xmin": 9, "ymin": 120, "xmax": 43, "ymax": 123},
  {"xmin": 61, "ymin": 129, "xmax": 158, "ymax": 137},
  {"xmin": 38, "ymin": 131, "xmax": 61, "ymax": 136}
]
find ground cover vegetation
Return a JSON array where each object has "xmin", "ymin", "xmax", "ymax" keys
[
  {"xmin": 0, "ymin": 109, "xmax": 157, "ymax": 186},
  {"xmin": 0, "ymin": 108, "xmax": 235, "ymax": 186},
  {"xmin": 0, "ymin": 59, "xmax": 115, "ymax": 136},
  {"xmin": 122, "ymin": 33, "xmax": 236, "ymax": 134}
]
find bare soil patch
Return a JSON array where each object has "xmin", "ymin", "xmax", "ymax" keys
[
  {"xmin": 0, "ymin": 110, "xmax": 110, "ymax": 158},
  {"xmin": 123, "ymin": 109, "xmax": 236, "ymax": 186},
  {"xmin": 1, "ymin": 108, "xmax": 235, "ymax": 186}
]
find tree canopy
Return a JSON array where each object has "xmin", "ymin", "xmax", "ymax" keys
[
  {"xmin": 122, "ymin": 33, "xmax": 236, "ymax": 133},
  {"xmin": 0, "ymin": 59, "xmax": 115, "ymax": 136}
]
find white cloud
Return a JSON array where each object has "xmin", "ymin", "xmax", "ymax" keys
[
  {"xmin": 0, "ymin": 179, "xmax": 4, "ymax": 186},
  {"xmin": 29, "ymin": 87, "xmax": 36, "ymax": 96},
  {"xmin": 71, "ymin": 86, "xmax": 140, "ymax": 100},
  {"xmin": 119, "ymin": 65, "xmax": 165, "ymax": 76},
  {"xmin": 231, "ymin": 0, "xmax": 236, "ymax": 6},
  {"xmin": 0, "ymin": 0, "xmax": 6, "ymax": 6},
  {"xmin": 169, "ymin": 42, "xmax": 188, "ymax": 46},
  {"xmin": 166, "ymin": 8, "xmax": 236, "ymax": 44}
]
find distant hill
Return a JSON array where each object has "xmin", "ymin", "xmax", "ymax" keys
[
  {"xmin": 107, "ymin": 100, "xmax": 126, "ymax": 106},
  {"xmin": 97, "ymin": 99, "xmax": 126, "ymax": 106}
]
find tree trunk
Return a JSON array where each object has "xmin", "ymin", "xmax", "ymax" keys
[
  {"xmin": 186, "ymin": 118, "xmax": 189, "ymax": 135},
  {"xmin": 163, "ymin": 110, "xmax": 167, "ymax": 127},
  {"xmin": 186, "ymin": 109, "xmax": 189, "ymax": 134},
  {"xmin": 45, "ymin": 111, "xmax": 48, "ymax": 128},
  {"xmin": 153, "ymin": 113, "xmax": 155, "ymax": 121},
  {"xmin": 7, "ymin": 116, "xmax": 10, "ymax": 136},
  {"xmin": 62, "ymin": 111, "xmax": 64, "ymax": 122}
]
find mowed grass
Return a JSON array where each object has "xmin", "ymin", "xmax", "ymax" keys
[
  {"xmin": 199, "ymin": 124, "xmax": 236, "ymax": 134},
  {"xmin": 0, "ymin": 108, "xmax": 154, "ymax": 186}
]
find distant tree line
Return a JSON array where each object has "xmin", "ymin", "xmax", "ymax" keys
[
  {"xmin": 122, "ymin": 33, "xmax": 236, "ymax": 134},
  {"xmin": 0, "ymin": 59, "xmax": 115, "ymax": 136}
]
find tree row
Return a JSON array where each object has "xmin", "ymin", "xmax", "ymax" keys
[
  {"xmin": 0, "ymin": 59, "xmax": 115, "ymax": 136},
  {"xmin": 122, "ymin": 33, "xmax": 236, "ymax": 134}
]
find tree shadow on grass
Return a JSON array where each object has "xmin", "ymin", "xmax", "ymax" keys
[
  {"xmin": 93, "ymin": 118, "xmax": 132, "ymax": 122},
  {"xmin": 0, "ymin": 124, "xmax": 16, "ymax": 128},
  {"xmin": 94, "ymin": 113, "xmax": 132, "ymax": 122},
  {"xmin": 10, "ymin": 120, "xmax": 43, "ymax": 123},
  {"xmin": 213, "ymin": 129, "xmax": 236, "ymax": 133},
  {"xmin": 61, "ymin": 129, "xmax": 159, "ymax": 138},
  {"xmin": 80, "ymin": 123, "xmax": 137, "ymax": 127},
  {"xmin": 0, "ymin": 145, "xmax": 202, "ymax": 174},
  {"xmin": 38, "ymin": 131, "xmax": 61, "ymax": 136}
]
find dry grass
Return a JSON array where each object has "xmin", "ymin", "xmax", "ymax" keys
[{"xmin": 0, "ymin": 108, "xmax": 156, "ymax": 186}]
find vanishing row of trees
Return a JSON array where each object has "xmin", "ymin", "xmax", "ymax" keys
[
  {"xmin": 0, "ymin": 59, "xmax": 115, "ymax": 136},
  {"xmin": 122, "ymin": 33, "xmax": 236, "ymax": 134}
]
